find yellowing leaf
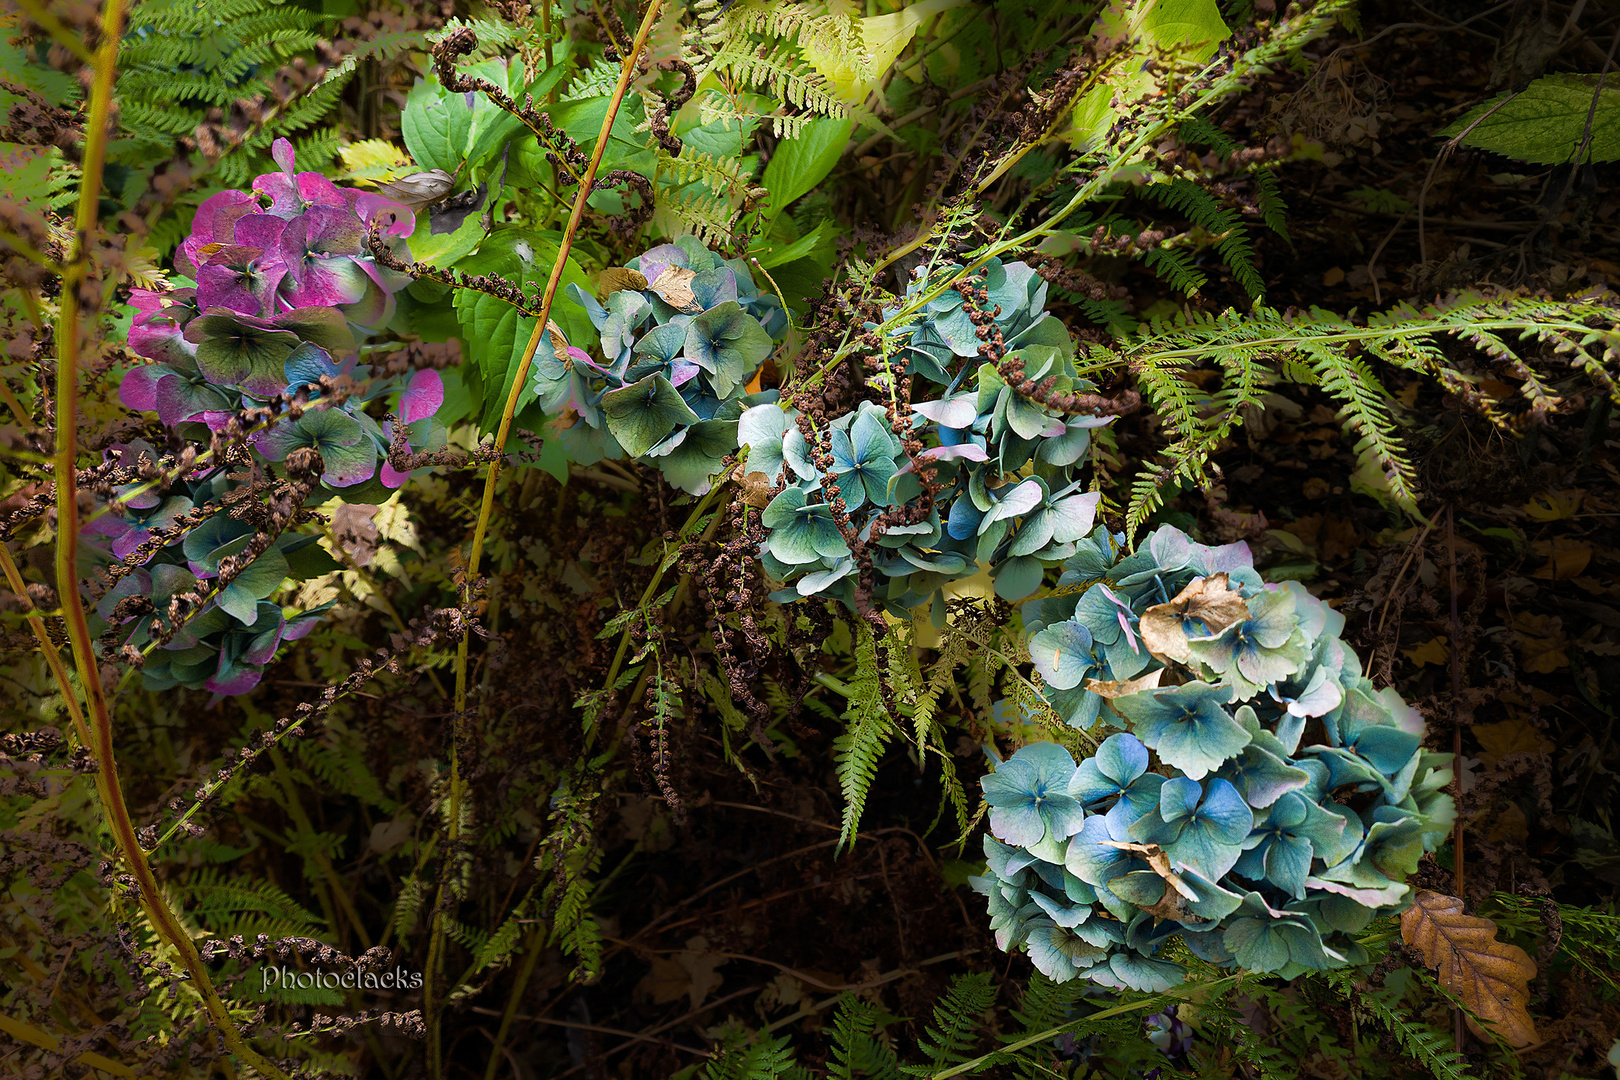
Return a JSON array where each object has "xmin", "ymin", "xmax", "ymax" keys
[
  {"xmin": 1472, "ymin": 719, "xmax": 1554, "ymax": 764},
  {"xmin": 1511, "ymin": 612, "xmax": 1568, "ymax": 673},
  {"xmin": 1532, "ymin": 538, "xmax": 1591, "ymax": 580},
  {"xmin": 1402, "ymin": 636, "xmax": 1450, "ymax": 667},
  {"xmin": 337, "ymin": 138, "xmax": 417, "ymax": 183},
  {"xmin": 1400, "ymin": 890, "xmax": 1538, "ymax": 1047},
  {"xmin": 1524, "ymin": 489, "xmax": 1584, "ymax": 521},
  {"xmin": 801, "ymin": 0, "xmax": 969, "ymax": 103}
]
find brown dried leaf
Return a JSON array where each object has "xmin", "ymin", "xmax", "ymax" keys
[
  {"xmin": 1139, "ymin": 573, "xmax": 1249, "ymax": 664},
  {"xmin": 732, "ymin": 466, "xmax": 775, "ymax": 509},
  {"xmin": 648, "ymin": 265, "xmax": 701, "ymax": 312},
  {"xmin": 1085, "ymin": 668, "xmax": 1164, "ymax": 699},
  {"xmin": 1099, "ymin": 840, "xmax": 1204, "ymax": 923},
  {"xmin": 599, "ymin": 266, "xmax": 649, "ymax": 298},
  {"xmin": 544, "ymin": 320, "xmax": 573, "ymax": 366},
  {"xmin": 1400, "ymin": 890, "xmax": 1539, "ymax": 1047}
]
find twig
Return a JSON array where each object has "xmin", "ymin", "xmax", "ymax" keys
[
  {"xmin": 0, "ymin": 542, "xmax": 90, "ymax": 747},
  {"xmin": 49, "ymin": 2, "xmax": 292, "ymax": 1077},
  {"xmin": 1445, "ymin": 503, "xmax": 1466, "ymax": 1054},
  {"xmin": 431, "ymin": 3, "xmax": 667, "ymax": 1073}
]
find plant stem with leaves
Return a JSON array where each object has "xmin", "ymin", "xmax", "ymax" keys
[
  {"xmin": 426, "ymin": 2, "xmax": 666, "ymax": 1070},
  {"xmin": 48, "ymin": 3, "xmax": 292, "ymax": 1077}
]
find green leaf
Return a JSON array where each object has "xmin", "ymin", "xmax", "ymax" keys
[
  {"xmin": 404, "ymin": 201, "xmax": 486, "ymax": 265},
  {"xmin": 452, "ymin": 229, "xmax": 594, "ymax": 434},
  {"xmin": 1136, "ymin": 0, "xmax": 1232, "ymax": 53},
  {"xmin": 465, "ymin": 46, "xmax": 576, "ymax": 172},
  {"xmin": 283, "ymin": 540, "xmax": 344, "ymax": 578},
  {"xmin": 802, "ymin": 0, "xmax": 970, "ymax": 103},
  {"xmin": 402, "ymin": 74, "xmax": 474, "ymax": 174},
  {"xmin": 761, "ymin": 116, "xmax": 853, "ymax": 219},
  {"xmin": 1439, "ymin": 74, "xmax": 1620, "ymax": 165},
  {"xmin": 752, "ymin": 219, "xmax": 837, "ymax": 270},
  {"xmin": 1070, "ymin": 0, "xmax": 1231, "ymax": 147},
  {"xmin": 600, "ymin": 374, "xmax": 700, "ymax": 458}
]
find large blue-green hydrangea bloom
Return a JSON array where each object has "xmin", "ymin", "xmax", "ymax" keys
[
  {"xmin": 739, "ymin": 258, "xmax": 1112, "ymax": 611},
  {"xmin": 972, "ymin": 525, "xmax": 1453, "ymax": 987},
  {"xmin": 544, "ymin": 235, "xmax": 788, "ymax": 494}
]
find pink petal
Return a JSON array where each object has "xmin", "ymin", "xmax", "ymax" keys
[{"xmin": 400, "ymin": 368, "xmax": 443, "ymax": 423}]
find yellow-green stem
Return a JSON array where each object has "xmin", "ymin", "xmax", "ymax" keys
[
  {"xmin": 426, "ymin": 3, "xmax": 665, "ymax": 1072},
  {"xmin": 51, "ymin": 4, "xmax": 291, "ymax": 1077},
  {"xmin": 0, "ymin": 541, "xmax": 91, "ymax": 747}
]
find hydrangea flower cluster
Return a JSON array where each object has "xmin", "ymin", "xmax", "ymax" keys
[
  {"xmin": 971, "ymin": 525, "xmax": 1454, "ymax": 988},
  {"xmin": 102, "ymin": 138, "xmax": 446, "ymax": 695},
  {"xmin": 120, "ymin": 137, "xmax": 445, "ymax": 491},
  {"xmin": 739, "ymin": 258, "xmax": 1111, "ymax": 610},
  {"xmin": 88, "ymin": 441, "xmax": 336, "ymax": 695},
  {"xmin": 541, "ymin": 235, "xmax": 788, "ymax": 494}
]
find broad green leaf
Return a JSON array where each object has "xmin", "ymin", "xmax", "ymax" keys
[
  {"xmin": 465, "ymin": 46, "xmax": 576, "ymax": 172},
  {"xmin": 802, "ymin": 0, "xmax": 970, "ymax": 103},
  {"xmin": 1439, "ymin": 74, "xmax": 1620, "ymax": 165},
  {"xmin": 752, "ymin": 219, "xmax": 837, "ymax": 269},
  {"xmin": 402, "ymin": 74, "xmax": 473, "ymax": 174},
  {"xmin": 452, "ymin": 230, "xmax": 594, "ymax": 434},
  {"xmin": 761, "ymin": 116, "xmax": 853, "ymax": 218},
  {"xmin": 404, "ymin": 201, "xmax": 486, "ymax": 265},
  {"xmin": 1069, "ymin": 0, "xmax": 1231, "ymax": 148}
]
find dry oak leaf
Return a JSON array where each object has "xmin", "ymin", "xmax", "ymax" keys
[
  {"xmin": 1139, "ymin": 573, "xmax": 1249, "ymax": 664},
  {"xmin": 1400, "ymin": 890, "xmax": 1538, "ymax": 1047}
]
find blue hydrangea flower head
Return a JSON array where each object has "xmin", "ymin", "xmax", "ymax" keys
[
  {"xmin": 978, "ymin": 526, "xmax": 1448, "ymax": 989},
  {"xmin": 983, "ymin": 742, "xmax": 1086, "ymax": 847}
]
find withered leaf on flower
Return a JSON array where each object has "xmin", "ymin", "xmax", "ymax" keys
[
  {"xmin": 647, "ymin": 265, "xmax": 702, "ymax": 313},
  {"xmin": 733, "ymin": 466, "xmax": 775, "ymax": 509},
  {"xmin": 598, "ymin": 266, "xmax": 649, "ymax": 298},
  {"xmin": 374, "ymin": 169, "xmax": 456, "ymax": 210},
  {"xmin": 1084, "ymin": 668, "xmax": 1164, "ymax": 699},
  {"xmin": 1139, "ymin": 573, "xmax": 1249, "ymax": 664}
]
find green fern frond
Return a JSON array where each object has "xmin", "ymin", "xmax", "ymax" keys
[
  {"xmin": 1326, "ymin": 973, "xmax": 1475, "ymax": 1080},
  {"xmin": 1142, "ymin": 245, "xmax": 1207, "ymax": 296},
  {"xmin": 705, "ymin": 1025, "xmax": 803, "ymax": 1080},
  {"xmin": 828, "ymin": 993, "xmax": 902, "ymax": 1080},
  {"xmin": 901, "ymin": 971, "xmax": 996, "ymax": 1075},
  {"xmin": 664, "ymin": 188, "xmax": 747, "ymax": 247},
  {"xmin": 833, "ymin": 624, "xmax": 899, "ymax": 851},
  {"xmin": 1115, "ymin": 291, "xmax": 1620, "ymax": 532},
  {"xmin": 171, "ymin": 868, "xmax": 325, "ymax": 938},
  {"xmin": 1143, "ymin": 178, "xmax": 1264, "ymax": 299}
]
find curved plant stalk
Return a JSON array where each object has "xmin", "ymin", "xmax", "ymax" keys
[
  {"xmin": 49, "ymin": 4, "xmax": 292, "ymax": 1078},
  {"xmin": 929, "ymin": 974, "xmax": 1242, "ymax": 1080},
  {"xmin": 425, "ymin": 2, "xmax": 666, "ymax": 1072},
  {"xmin": 0, "ymin": 542, "xmax": 91, "ymax": 747}
]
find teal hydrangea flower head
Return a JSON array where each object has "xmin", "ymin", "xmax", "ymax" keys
[
  {"xmin": 738, "ymin": 257, "xmax": 1112, "ymax": 613},
  {"xmin": 972, "ymin": 525, "xmax": 1453, "ymax": 987},
  {"xmin": 546, "ymin": 235, "xmax": 787, "ymax": 494}
]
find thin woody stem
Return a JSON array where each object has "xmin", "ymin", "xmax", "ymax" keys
[
  {"xmin": 50, "ymin": 2, "xmax": 292, "ymax": 1078},
  {"xmin": 0, "ymin": 541, "xmax": 90, "ymax": 747},
  {"xmin": 426, "ymin": 2, "xmax": 666, "ymax": 1072}
]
